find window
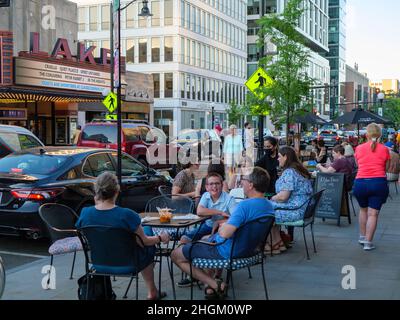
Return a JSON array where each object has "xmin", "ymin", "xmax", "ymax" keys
[
  {"xmin": 151, "ymin": 38, "xmax": 160, "ymax": 62},
  {"xmin": 126, "ymin": 3, "xmax": 137, "ymax": 28},
  {"xmin": 78, "ymin": 7, "xmax": 86, "ymax": 31},
  {"xmin": 122, "ymin": 127, "xmax": 140, "ymax": 142},
  {"xmin": 89, "ymin": 6, "xmax": 98, "ymax": 31},
  {"xmin": 153, "ymin": 73, "xmax": 160, "ymax": 98},
  {"xmin": 139, "ymin": 38, "xmax": 147, "ymax": 63},
  {"xmin": 126, "ymin": 39, "xmax": 135, "ymax": 64},
  {"xmin": 83, "ymin": 153, "xmax": 115, "ymax": 177},
  {"xmin": 112, "ymin": 153, "xmax": 146, "ymax": 177},
  {"xmin": 82, "ymin": 125, "xmax": 117, "ymax": 144},
  {"xmin": 165, "ymin": 73, "xmax": 173, "ymax": 98},
  {"xmin": 101, "ymin": 5, "xmax": 110, "ymax": 30},
  {"xmin": 152, "ymin": 1, "xmax": 160, "ymax": 26},
  {"xmin": 19, "ymin": 134, "xmax": 42, "ymax": 150},
  {"xmin": 164, "ymin": 37, "xmax": 173, "ymax": 62},
  {"xmin": 165, "ymin": 0, "xmax": 173, "ymax": 25}
]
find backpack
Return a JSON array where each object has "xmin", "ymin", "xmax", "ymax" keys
[{"xmin": 77, "ymin": 274, "xmax": 116, "ymax": 300}]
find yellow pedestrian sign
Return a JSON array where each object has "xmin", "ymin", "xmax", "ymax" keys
[
  {"xmin": 102, "ymin": 92, "xmax": 118, "ymax": 113},
  {"xmin": 245, "ymin": 67, "xmax": 273, "ymax": 100},
  {"xmin": 105, "ymin": 113, "xmax": 117, "ymax": 120}
]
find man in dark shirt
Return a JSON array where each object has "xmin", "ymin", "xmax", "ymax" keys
[{"xmin": 316, "ymin": 144, "xmax": 353, "ymax": 190}]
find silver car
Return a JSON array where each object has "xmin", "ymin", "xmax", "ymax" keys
[{"xmin": 0, "ymin": 125, "xmax": 44, "ymax": 158}]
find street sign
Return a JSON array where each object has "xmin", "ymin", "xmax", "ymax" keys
[
  {"xmin": 245, "ymin": 67, "xmax": 273, "ymax": 100},
  {"xmin": 102, "ymin": 92, "xmax": 118, "ymax": 113},
  {"xmin": 106, "ymin": 113, "xmax": 117, "ymax": 120}
]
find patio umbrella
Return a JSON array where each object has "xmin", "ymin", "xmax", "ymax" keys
[
  {"xmin": 330, "ymin": 108, "xmax": 392, "ymax": 137},
  {"xmin": 294, "ymin": 112, "xmax": 327, "ymax": 125}
]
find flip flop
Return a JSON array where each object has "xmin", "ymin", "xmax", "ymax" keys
[{"xmin": 147, "ymin": 291, "xmax": 167, "ymax": 300}]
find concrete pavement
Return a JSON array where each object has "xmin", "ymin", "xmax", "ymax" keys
[{"xmin": 2, "ymin": 182, "xmax": 400, "ymax": 300}]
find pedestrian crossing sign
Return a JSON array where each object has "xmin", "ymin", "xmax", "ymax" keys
[
  {"xmin": 105, "ymin": 113, "xmax": 117, "ymax": 120},
  {"xmin": 102, "ymin": 92, "xmax": 118, "ymax": 113},
  {"xmin": 245, "ymin": 67, "xmax": 273, "ymax": 99}
]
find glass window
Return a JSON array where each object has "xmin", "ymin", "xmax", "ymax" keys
[
  {"xmin": 122, "ymin": 127, "xmax": 140, "ymax": 142},
  {"xmin": 83, "ymin": 153, "xmax": 115, "ymax": 177},
  {"xmin": 186, "ymin": 39, "xmax": 190, "ymax": 64},
  {"xmin": 19, "ymin": 134, "xmax": 42, "ymax": 150},
  {"xmin": 165, "ymin": 73, "xmax": 173, "ymax": 98},
  {"xmin": 139, "ymin": 38, "xmax": 147, "ymax": 63},
  {"xmin": 126, "ymin": 2, "xmax": 137, "ymax": 28},
  {"xmin": 181, "ymin": 37, "xmax": 185, "ymax": 63},
  {"xmin": 152, "ymin": 1, "xmax": 160, "ymax": 26},
  {"xmin": 126, "ymin": 39, "xmax": 135, "ymax": 64},
  {"xmin": 89, "ymin": 6, "xmax": 98, "ymax": 31},
  {"xmin": 164, "ymin": 37, "xmax": 173, "ymax": 62},
  {"xmin": 82, "ymin": 125, "xmax": 117, "ymax": 144},
  {"xmin": 101, "ymin": 4, "xmax": 110, "ymax": 30},
  {"xmin": 180, "ymin": 73, "xmax": 185, "ymax": 98},
  {"xmin": 153, "ymin": 73, "xmax": 160, "ymax": 98},
  {"xmin": 165, "ymin": 0, "xmax": 173, "ymax": 25},
  {"xmin": 151, "ymin": 38, "xmax": 160, "ymax": 62},
  {"xmin": 78, "ymin": 7, "xmax": 86, "ymax": 32},
  {"xmin": 181, "ymin": 0, "xmax": 185, "ymax": 27},
  {"xmin": 0, "ymin": 154, "xmax": 69, "ymax": 176}
]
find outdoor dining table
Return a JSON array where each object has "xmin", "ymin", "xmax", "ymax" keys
[{"xmin": 140, "ymin": 212, "xmax": 209, "ymax": 300}]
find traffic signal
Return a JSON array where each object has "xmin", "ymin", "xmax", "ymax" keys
[
  {"xmin": 0, "ymin": 0, "xmax": 10, "ymax": 7},
  {"xmin": 324, "ymin": 84, "xmax": 329, "ymax": 104}
]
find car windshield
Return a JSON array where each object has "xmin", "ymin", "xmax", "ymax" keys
[
  {"xmin": 0, "ymin": 154, "xmax": 68, "ymax": 176},
  {"xmin": 320, "ymin": 131, "xmax": 337, "ymax": 136}
]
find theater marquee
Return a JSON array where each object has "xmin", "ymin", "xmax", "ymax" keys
[{"xmin": 14, "ymin": 58, "xmax": 111, "ymax": 94}]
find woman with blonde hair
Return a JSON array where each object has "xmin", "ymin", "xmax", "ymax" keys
[
  {"xmin": 76, "ymin": 172, "xmax": 170, "ymax": 299},
  {"xmin": 353, "ymin": 123, "xmax": 391, "ymax": 251}
]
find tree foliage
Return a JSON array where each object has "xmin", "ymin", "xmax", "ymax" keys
[
  {"xmin": 383, "ymin": 97, "xmax": 400, "ymax": 128},
  {"xmin": 245, "ymin": 0, "xmax": 315, "ymax": 138},
  {"xmin": 226, "ymin": 100, "xmax": 244, "ymax": 126}
]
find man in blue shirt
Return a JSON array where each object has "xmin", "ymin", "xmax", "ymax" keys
[
  {"xmin": 180, "ymin": 172, "xmax": 237, "ymax": 244},
  {"xmin": 171, "ymin": 167, "xmax": 274, "ymax": 299}
]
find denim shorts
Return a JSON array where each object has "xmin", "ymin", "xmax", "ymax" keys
[
  {"xmin": 180, "ymin": 223, "xmax": 213, "ymax": 242},
  {"xmin": 352, "ymin": 178, "xmax": 389, "ymax": 210},
  {"xmin": 182, "ymin": 239, "xmax": 223, "ymax": 260}
]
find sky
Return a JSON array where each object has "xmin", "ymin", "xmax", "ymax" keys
[{"xmin": 346, "ymin": 0, "xmax": 400, "ymax": 80}]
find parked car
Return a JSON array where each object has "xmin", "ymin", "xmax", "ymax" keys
[
  {"xmin": 0, "ymin": 125, "xmax": 44, "ymax": 158},
  {"xmin": 318, "ymin": 130, "xmax": 342, "ymax": 147},
  {"xmin": 77, "ymin": 120, "xmax": 177, "ymax": 170},
  {"xmin": 170, "ymin": 129, "xmax": 221, "ymax": 159},
  {"xmin": 0, "ymin": 147, "xmax": 171, "ymax": 239}
]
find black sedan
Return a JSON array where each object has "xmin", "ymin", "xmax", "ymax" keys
[{"xmin": 0, "ymin": 147, "xmax": 171, "ymax": 239}]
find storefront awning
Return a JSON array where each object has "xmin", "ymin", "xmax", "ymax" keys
[{"xmin": 0, "ymin": 86, "xmax": 103, "ymax": 103}]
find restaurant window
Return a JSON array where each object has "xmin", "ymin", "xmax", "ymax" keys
[
  {"xmin": 139, "ymin": 38, "xmax": 147, "ymax": 63},
  {"xmin": 164, "ymin": 73, "xmax": 173, "ymax": 98},
  {"xmin": 164, "ymin": 37, "xmax": 173, "ymax": 62},
  {"xmin": 151, "ymin": 38, "xmax": 160, "ymax": 62},
  {"xmin": 126, "ymin": 3, "xmax": 137, "ymax": 28},
  {"xmin": 153, "ymin": 73, "xmax": 160, "ymax": 98},
  {"xmin": 126, "ymin": 39, "xmax": 135, "ymax": 64},
  {"xmin": 152, "ymin": 1, "xmax": 160, "ymax": 26},
  {"xmin": 89, "ymin": 6, "xmax": 98, "ymax": 31},
  {"xmin": 165, "ymin": 0, "xmax": 173, "ymax": 25},
  {"xmin": 78, "ymin": 7, "xmax": 86, "ymax": 31},
  {"xmin": 101, "ymin": 4, "xmax": 110, "ymax": 30}
]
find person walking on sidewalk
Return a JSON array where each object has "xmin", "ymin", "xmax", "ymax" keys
[{"xmin": 353, "ymin": 123, "xmax": 391, "ymax": 251}]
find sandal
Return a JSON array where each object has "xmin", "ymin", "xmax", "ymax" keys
[
  {"xmin": 215, "ymin": 278, "xmax": 228, "ymax": 299},
  {"xmin": 264, "ymin": 242, "xmax": 281, "ymax": 255}
]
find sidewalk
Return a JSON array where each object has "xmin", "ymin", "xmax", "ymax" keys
[{"xmin": 3, "ymin": 183, "xmax": 400, "ymax": 300}]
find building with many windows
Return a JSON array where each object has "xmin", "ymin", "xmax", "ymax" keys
[
  {"xmin": 247, "ymin": 0, "xmax": 331, "ymax": 120},
  {"xmin": 77, "ymin": 0, "xmax": 248, "ymax": 136},
  {"xmin": 343, "ymin": 64, "xmax": 371, "ymax": 114}
]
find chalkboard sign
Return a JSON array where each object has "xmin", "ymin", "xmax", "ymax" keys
[{"xmin": 314, "ymin": 173, "xmax": 349, "ymax": 225}]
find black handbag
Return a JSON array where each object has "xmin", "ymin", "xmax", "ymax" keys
[{"xmin": 77, "ymin": 275, "xmax": 116, "ymax": 300}]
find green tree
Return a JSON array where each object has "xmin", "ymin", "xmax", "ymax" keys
[
  {"xmin": 226, "ymin": 100, "xmax": 244, "ymax": 126},
  {"xmin": 383, "ymin": 97, "xmax": 400, "ymax": 128},
  {"xmin": 247, "ymin": 0, "xmax": 315, "ymax": 144}
]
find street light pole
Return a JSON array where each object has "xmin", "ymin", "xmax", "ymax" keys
[
  {"xmin": 112, "ymin": 0, "xmax": 151, "ymax": 186},
  {"xmin": 211, "ymin": 103, "xmax": 215, "ymax": 129}
]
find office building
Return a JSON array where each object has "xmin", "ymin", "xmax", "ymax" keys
[
  {"xmin": 343, "ymin": 64, "xmax": 371, "ymax": 113},
  {"xmin": 77, "ymin": 0, "xmax": 248, "ymax": 136}
]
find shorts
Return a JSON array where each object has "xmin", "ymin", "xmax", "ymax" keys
[
  {"xmin": 352, "ymin": 178, "xmax": 389, "ymax": 210},
  {"xmin": 181, "ymin": 223, "xmax": 213, "ymax": 242},
  {"xmin": 182, "ymin": 238, "xmax": 223, "ymax": 260}
]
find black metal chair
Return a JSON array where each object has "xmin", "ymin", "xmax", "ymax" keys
[
  {"xmin": 188, "ymin": 215, "xmax": 275, "ymax": 300},
  {"xmin": 158, "ymin": 185, "xmax": 172, "ymax": 196},
  {"xmin": 275, "ymin": 190, "xmax": 325, "ymax": 260},
  {"xmin": 347, "ymin": 171, "xmax": 358, "ymax": 216},
  {"xmin": 38, "ymin": 203, "xmax": 82, "ymax": 285},
  {"xmin": 77, "ymin": 225, "xmax": 147, "ymax": 300},
  {"xmin": 0, "ymin": 255, "xmax": 5, "ymax": 299}
]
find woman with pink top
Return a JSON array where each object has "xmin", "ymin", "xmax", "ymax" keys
[{"xmin": 353, "ymin": 123, "xmax": 391, "ymax": 251}]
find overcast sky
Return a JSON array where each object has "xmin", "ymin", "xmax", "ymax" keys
[{"xmin": 346, "ymin": 0, "xmax": 400, "ymax": 80}]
